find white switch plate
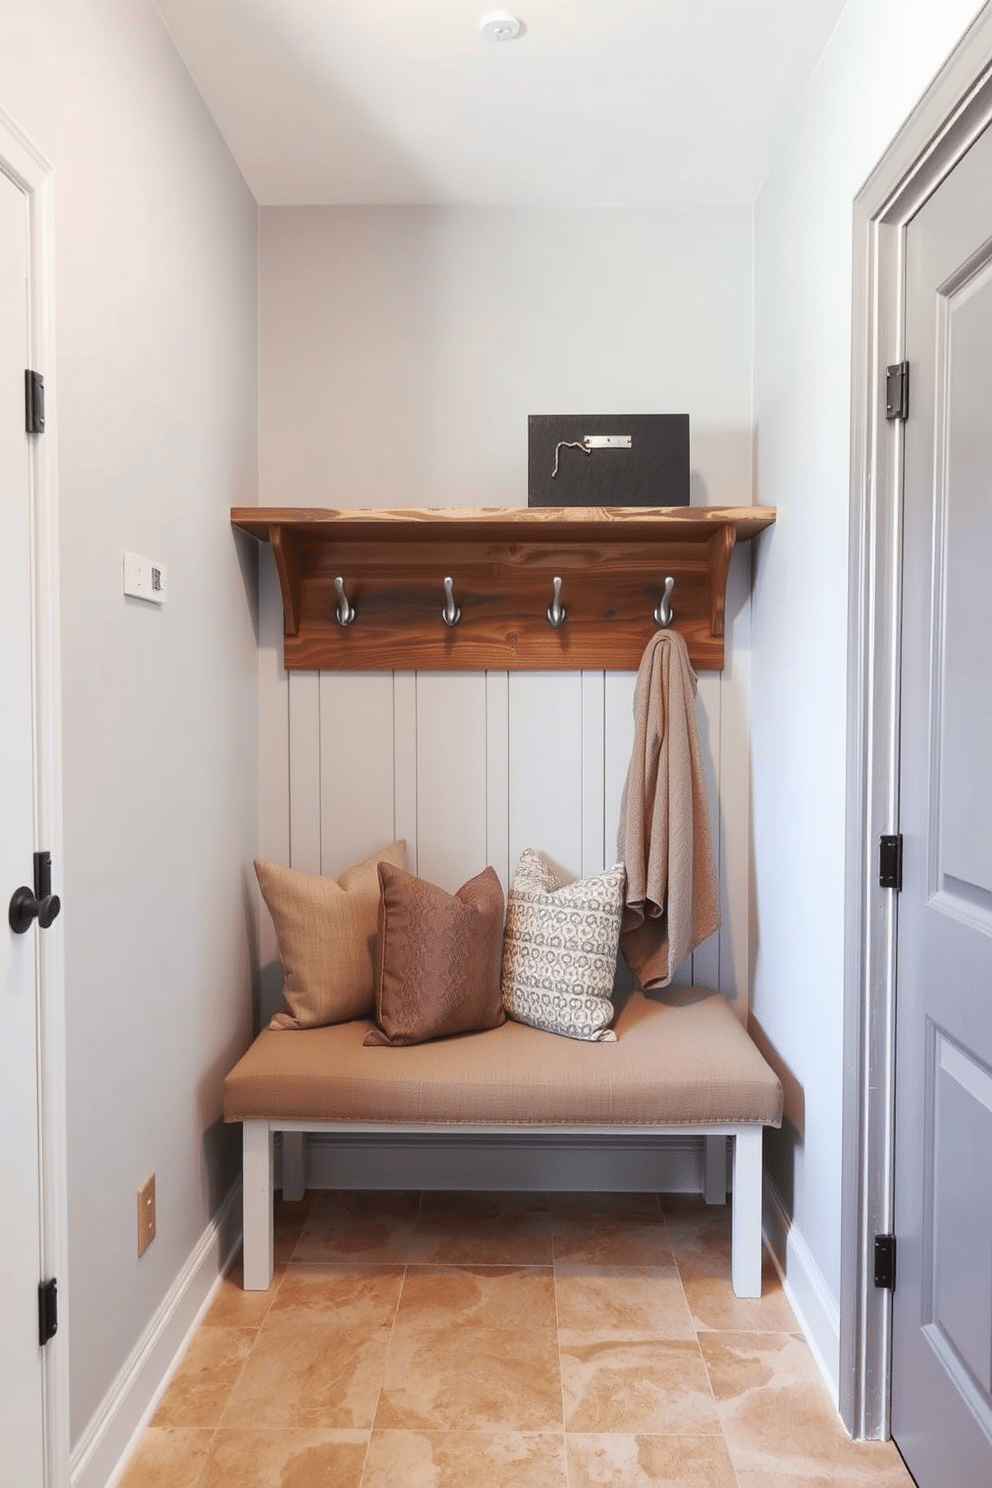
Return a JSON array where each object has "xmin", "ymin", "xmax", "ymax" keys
[{"xmin": 123, "ymin": 550, "xmax": 167, "ymax": 605}]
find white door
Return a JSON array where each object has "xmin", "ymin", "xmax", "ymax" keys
[
  {"xmin": 0, "ymin": 162, "xmax": 47, "ymax": 1488},
  {"xmin": 890, "ymin": 120, "xmax": 992, "ymax": 1486}
]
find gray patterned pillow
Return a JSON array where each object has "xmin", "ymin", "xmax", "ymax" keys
[{"xmin": 500, "ymin": 849, "xmax": 626, "ymax": 1041}]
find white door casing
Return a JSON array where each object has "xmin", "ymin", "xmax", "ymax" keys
[
  {"xmin": 0, "ymin": 108, "xmax": 68, "ymax": 1488},
  {"xmin": 0, "ymin": 136, "xmax": 46, "ymax": 1488},
  {"xmin": 889, "ymin": 119, "xmax": 992, "ymax": 1486}
]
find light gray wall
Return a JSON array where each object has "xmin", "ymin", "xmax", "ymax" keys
[
  {"xmin": 751, "ymin": 0, "xmax": 986, "ymax": 1395},
  {"xmin": 260, "ymin": 206, "xmax": 753, "ymax": 510},
  {"xmin": 257, "ymin": 206, "xmax": 759, "ymax": 1025},
  {"xmin": 0, "ymin": 0, "xmax": 259, "ymax": 1447}
]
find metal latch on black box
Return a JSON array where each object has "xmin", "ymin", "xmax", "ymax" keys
[{"xmin": 528, "ymin": 414, "xmax": 689, "ymax": 508}]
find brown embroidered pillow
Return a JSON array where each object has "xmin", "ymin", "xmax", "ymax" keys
[
  {"xmin": 365, "ymin": 863, "xmax": 506, "ymax": 1047},
  {"xmin": 256, "ymin": 841, "xmax": 407, "ymax": 1029}
]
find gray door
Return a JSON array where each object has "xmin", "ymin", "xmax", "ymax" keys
[{"xmin": 890, "ymin": 119, "xmax": 992, "ymax": 1486}]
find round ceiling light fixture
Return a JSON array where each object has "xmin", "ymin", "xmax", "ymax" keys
[{"xmin": 479, "ymin": 10, "xmax": 524, "ymax": 42}]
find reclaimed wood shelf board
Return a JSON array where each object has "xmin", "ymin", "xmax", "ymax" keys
[{"xmin": 231, "ymin": 505, "xmax": 776, "ymax": 671}]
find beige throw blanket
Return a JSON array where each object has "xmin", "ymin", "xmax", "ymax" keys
[{"xmin": 617, "ymin": 630, "xmax": 719, "ymax": 987}]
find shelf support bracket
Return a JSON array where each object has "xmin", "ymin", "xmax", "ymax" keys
[
  {"xmin": 268, "ymin": 524, "xmax": 302, "ymax": 637},
  {"xmin": 707, "ymin": 525, "xmax": 736, "ymax": 638}
]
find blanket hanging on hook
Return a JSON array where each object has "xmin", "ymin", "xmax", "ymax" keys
[{"xmin": 616, "ymin": 630, "xmax": 719, "ymax": 988}]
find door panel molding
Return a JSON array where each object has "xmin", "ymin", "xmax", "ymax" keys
[
  {"xmin": 0, "ymin": 104, "xmax": 67, "ymax": 1487},
  {"xmin": 925, "ymin": 1025, "xmax": 992, "ymax": 1421},
  {"xmin": 843, "ymin": 2, "xmax": 992, "ymax": 1441},
  {"xmin": 932, "ymin": 261, "xmax": 992, "ymax": 907}
]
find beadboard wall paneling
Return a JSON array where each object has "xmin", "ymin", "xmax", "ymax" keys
[
  {"xmin": 288, "ymin": 672, "xmax": 321, "ymax": 873},
  {"xmin": 507, "ymin": 672, "xmax": 586, "ymax": 884},
  {"xmin": 257, "ymin": 586, "xmax": 751, "ymax": 1028},
  {"xmin": 394, "ymin": 673, "xmax": 419, "ymax": 873},
  {"xmin": 485, "ymin": 671, "xmax": 510, "ymax": 889},
  {"xmin": 319, "ymin": 671, "xmax": 398, "ymax": 874},
  {"xmin": 719, "ymin": 546, "xmax": 754, "ymax": 1006},
  {"xmin": 257, "ymin": 551, "xmax": 289, "ymax": 986},
  {"xmin": 580, "ymin": 671, "xmax": 607, "ymax": 877},
  {"xmin": 416, "ymin": 672, "xmax": 490, "ymax": 891}
]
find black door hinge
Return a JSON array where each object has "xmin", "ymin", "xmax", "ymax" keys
[
  {"xmin": 38, "ymin": 1278, "xmax": 58, "ymax": 1345},
  {"xmin": 874, "ymin": 1234, "xmax": 897, "ymax": 1290},
  {"xmin": 885, "ymin": 361, "xmax": 909, "ymax": 421},
  {"xmin": 879, "ymin": 834, "xmax": 903, "ymax": 891},
  {"xmin": 25, "ymin": 369, "xmax": 45, "ymax": 434}
]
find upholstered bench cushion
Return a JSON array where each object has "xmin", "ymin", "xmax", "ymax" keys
[{"xmin": 223, "ymin": 987, "xmax": 783, "ymax": 1129}]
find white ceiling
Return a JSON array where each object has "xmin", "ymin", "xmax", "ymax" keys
[{"xmin": 155, "ymin": 0, "xmax": 848, "ymax": 206}]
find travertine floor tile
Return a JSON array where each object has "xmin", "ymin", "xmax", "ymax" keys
[
  {"xmin": 271, "ymin": 1261, "xmax": 404, "ymax": 1327},
  {"xmin": 699, "ymin": 1332, "xmax": 914, "ymax": 1482},
  {"xmin": 294, "ymin": 1190, "xmax": 421, "ymax": 1264},
  {"xmin": 220, "ymin": 1314, "xmax": 390, "ymax": 1429},
  {"xmin": 734, "ymin": 1465, "xmax": 916, "ymax": 1488},
  {"xmin": 201, "ymin": 1257, "xmax": 284, "ymax": 1329},
  {"xmin": 661, "ymin": 1196, "xmax": 737, "ymax": 1270},
  {"xmin": 560, "ymin": 1337, "xmax": 720, "ymax": 1435},
  {"xmin": 197, "ymin": 1428, "xmax": 368, "ymax": 1488},
  {"xmin": 375, "ymin": 1323, "xmax": 563, "ymax": 1431},
  {"xmin": 565, "ymin": 1432, "xmax": 738, "ymax": 1488},
  {"xmin": 419, "ymin": 1190, "xmax": 551, "ymax": 1215},
  {"xmin": 362, "ymin": 1429, "xmax": 568, "ymax": 1487},
  {"xmin": 397, "ymin": 1264, "xmax": 557, "ymax": 1330},
  {"xmin": 555, "ymin": 1264, "xmax": 695, "ymax": 1341},
  {"xmin": 122, "ymin": 1190, "xmax": 916, "ymax": 1488},
  {"xmin": 552, "ymin": 1210, "xmax": 674, "ymax": 1268},
  {"xmin": 152, "ymin": 1327, "xmax": 255, "ymax": 1428},
  {"xmin": 551, "ymin": 1192, "xmax": 662, "ymax": 1219},
  {"xmin": 312, "ymin": 1189, "xmax": 422, "ymax": 1218},
  {"xmin": 409, "ymin": 1207, "xmax": 554, "ymax": 1266},
  {"xmin": 680, "ymin": 1263, "xmax": 798, "ymax": 1333},
  {"xmin": 116, "ymin": 1426, "xmax": 213, "ymax": 1488},
  {"xmin": 662, "ymin": 1196, "xmax": 797, "ymax": 1331},
  {"xmin": 273, "ymin": 1195, "xmax": 315, "ymax": 1263}
]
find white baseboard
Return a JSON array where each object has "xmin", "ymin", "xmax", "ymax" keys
[
  {"xmin": 762, "ymin": 1175, "xmax": 842, "ymax": 1406},
  {"xmin": 70, "ymin": 1181, "xmax": 242, "ymax": 1488}
]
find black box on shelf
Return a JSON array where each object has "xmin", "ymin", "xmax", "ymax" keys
[{"xmin": 527, "ymin": 414, "xmax": 690, "ymax": 508}]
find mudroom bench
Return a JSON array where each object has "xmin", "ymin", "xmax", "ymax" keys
[{"xmin": 223, "ymin": 985, "xmax": 783, "ymax": 1298}]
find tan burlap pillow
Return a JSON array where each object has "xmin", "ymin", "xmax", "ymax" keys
[
  {"xmin": 364, "ymin": 862, "xmax": 506, "ymax": 1047},
  {"xmin": 256, "ymin": 841, "xmax": 406, "ymax": 1029}
]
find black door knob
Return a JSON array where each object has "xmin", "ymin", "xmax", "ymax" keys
[{"xmin": 8, "ymin": 885, "xmax": 61, "ymax": 935}]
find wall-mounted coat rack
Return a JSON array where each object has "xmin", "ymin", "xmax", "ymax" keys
[{"xmin": 230, "ymin": 505, "xmax": 776, "ymax": 672}]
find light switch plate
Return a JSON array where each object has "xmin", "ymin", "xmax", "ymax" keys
[{"xmin": 123, "ymin": 550, "xmax": 167, "ymax": 605}]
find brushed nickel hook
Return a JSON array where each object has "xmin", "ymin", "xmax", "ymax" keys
[
  {"xmin": 547, "ymin": 575, "xmax": 566, "ymax": 628},
  {"xmin": 334, "ymin": 576, "xmax": 355, "ymax": 627},
  {"xmin": 442, "ymin": 575, "xmax": 461, "ymax": 627},
  {"xmin": 654, "ymin": 575, "xmax": 675, "ymax": 628}
]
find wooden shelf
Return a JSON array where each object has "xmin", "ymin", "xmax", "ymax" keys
[{"xmin": 231, "ymin": 505, "xmax": 776, "ymax": 672}]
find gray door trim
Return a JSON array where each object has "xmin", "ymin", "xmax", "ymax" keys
[{"xmin": 842, "ymin": 1, "xmax": 992, "ymax": 1440}]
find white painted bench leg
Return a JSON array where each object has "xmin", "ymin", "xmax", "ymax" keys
[
  {"xmin": 731, "ymin": 1125, "xmax": 764, "ymax": 1298},
  {"xmin": 281, "ymin": 1131, "xmax": 306, "ymax": 1202},
  {"xmin": 242, "ymin": 1121, "xmax": 274, "ymax": 1291},
  {"xmin": 704, "ymin": 1135, "xmax": 727, "ymax": 1204}
]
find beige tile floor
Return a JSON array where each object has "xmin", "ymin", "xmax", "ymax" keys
[{"xmin": 120, "ymin": 1190, "xmax": 917, "ymax": 1488}]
